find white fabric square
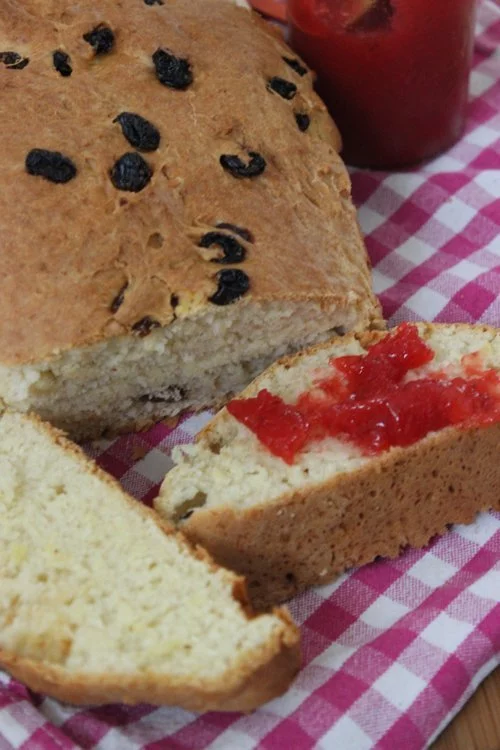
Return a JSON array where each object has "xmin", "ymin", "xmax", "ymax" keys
[
  {"xmin": 421, "ymin": 612, "xmax": 474, "ymax": 653},
  {"xmin": 373, "ymin": 663, "xmax": 426, "ymax": 711},
  {"xmin": 0, "ymin": 710, "xmax": 31, "ymax": 745},
  {"xmin": 181, "ymin": 412, "xmax": 213, "ymax": 437},
  {"xmin": 208, "ymin": 729, "xmax": 259, "ymax": 750},
  {"xmin": 423, "ymin": 154, "xmax": 463, "ymax": 173},
  {"xmin": 396, "ymin": 237, "xmax": 436, "ymax": 264},
  {"xmin": 470, "ymin": 70, "xmax": 496, "ymax": 97},
  {"xmin": 409, "ymin": 554, "xmax": 458, "ymax": 587},
  {"xmin": 466, "ymin": 124, "xmax": 500, "ymax": 147},
  {"xmin": 317, "ymin": 715, "xmax": 372, "ymax": 750},
  {"xmin": 433, "ymin": 199, "xmax": 476, "ymax": 232},
  {"xmin": 405, "ymin": 288, "xmax": 448, "ymax": 318},
  {"xmin": 97, "ymin": 729, "xmax": 142, "ymax": 750},
  {"xmin": 455, "ymin": 512, "xmax": 500, "ymax": 545},
  {"xmin": 372, "ymin": 271, "xmax": 395, "ymax": 295},
  {"xmin": 384, "ymin": 173, "xmax": 426, "ymax": 198},
  {"xmin": 358, "ymin": 206, "xmax": 388, "ymax": 234},
  {"xmin": 468, "ymin": 570, "xmax": 500, "ymax": 602},
  {"xmin": 451, "ymin": 259, "xmax": 484, "ymax": 281},
  {"xmin": 134, "ymin": 448, "xmax": 173, "ymax": 483},
  {"xmin": 314, "ymin": 642, "xmax": 356, "ymax": 671},
  {"xmin": 360, "ymin": 596, "xmax": 410, "ymax": 629},
  {"xmin": 265, "ymin": 686, "xmax": 309, "ymax": 717}
]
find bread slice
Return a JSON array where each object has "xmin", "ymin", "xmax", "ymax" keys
[
  {"xmin": 0, "ymin": 411, "xmax": 299, "ymax": 711},
  {"xmin": 0, "ymin": 0, "xmax": 380, "ymax": 440},
  {"xmin": 156, "ymin": 323, "xmax": 500, "ymax": 608}
]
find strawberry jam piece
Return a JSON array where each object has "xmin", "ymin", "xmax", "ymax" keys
[
  {"xmin": 227, "ymin": 325, "xmax": 500, "ymax": 463},
  {"xmin": 227, "ymin": 389, "xmax": 310, "ymax": 464}
]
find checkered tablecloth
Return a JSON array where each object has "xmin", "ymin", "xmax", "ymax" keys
[{"xmin": 1, "ymin": 3, "xmax": 499, "ymax": 748}]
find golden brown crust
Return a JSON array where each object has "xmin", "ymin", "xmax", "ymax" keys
[
  {"xmin": 0, "ymin": 412, "xmax": 300, "ymax": 710},
  {"xmin": 0, "ymin": 613, "xmax": 300, "ymax": 712},
  {"xmin": 175, "ymin": 323, "xmax": 500, "ymax": 608},
  {"xmin": 0, "ymin": 0, "xmax": 379, "ymax": 365},
  {"xmin": 183, "ymin": 422, "xmax": 500, "ymax": 609}
]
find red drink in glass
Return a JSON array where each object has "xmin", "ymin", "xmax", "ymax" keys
[{"xmin": 288, "ymin": 0, "xmax": 476, "ymax": 169}]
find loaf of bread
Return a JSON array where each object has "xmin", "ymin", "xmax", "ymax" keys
[
  {"xmin": 0, "ymin": 410, "xmax": 299, "ymax": 710},
  {"xmin": 0, "ymin": 0, "xmax": 380, "ymax": 440},
  {"xmin": 156, "ymin": 323, "xmax": 500, "ymax": 608}
]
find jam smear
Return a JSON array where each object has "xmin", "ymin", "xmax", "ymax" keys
[{"xmin": 227, "ymin": 324, "xmax": 500, "ymax": 464}]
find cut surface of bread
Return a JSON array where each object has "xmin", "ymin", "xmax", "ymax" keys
[
  {"xmin": 0, "ymin": 0, "xmax": 380, "ymax": 438},
  {"xmin": 156, "ymin": 323, "xmax": 500, "ymax": 608},
  {"xmin": 0, "ymin": 411, "xmax": 299, "ymax": 710}
]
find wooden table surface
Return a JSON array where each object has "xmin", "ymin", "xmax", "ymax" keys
[{"xmin": 433, "ymin": 667, "xmax": 500, "ymax": 750}]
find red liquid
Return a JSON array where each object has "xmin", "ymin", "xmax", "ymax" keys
[
  {"xmin": 227, "ymin": 324, "xmax": 500, "ymax": 464},
  {"xmin": 288, "ymin": 0, "xmax": 476, "ymax": 168}
]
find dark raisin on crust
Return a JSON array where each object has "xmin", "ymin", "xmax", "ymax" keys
[
  {"xmin": 110, "ymin": 152, "xmax": 152, "ymax": 192},
  {"xmin": 110, "ymin": 282, "xmax": 128, "ymax": 313},
  {"xmin": 132, "ymin": 316, "xmax": 161, "ymax": 336},
  {"xmin": 52, "ymin": 50, "xmax": 72, "ymax": 77},
  {"xmin": 0, "ymin": 52, "xmax": 29, "ymax": 69},
  {"xmin": 25, "ymin": 149, "xmax": 77, "ymax": 184},
  {"xmin": 215, "ymin": 223, "xmax": 254, "ymax": 243},
  {"xmin": 199, "ymin": 232, "xmax": 246, "ymax": 264},
  {"xmin": 295, "ymin": 112, "xmax": 311, "ymax": 132},
  {"xmin": 152, "ymin": 48, "xmax": 192, "ymax": 90},
  {"xmin": 83, "ymin": 24, "xmax": 115, "ymax": 55},
  {"xmin": 144, "ymin": 0, "xmax": 164, "ymax": 4},
  {"xmin": 209, "ymin": 269, "xmax": 250, "ymax": 306},
  {"xmin": 138, "ymin": 385, "xmax": 186, "ymax": 403},
  {"xmin": 170, "ymin": 293, "xmax": 179, "ymax": 309},
  {"xmin": 267, "ymin": 77, "xmax": 297, "ymax": 100},
  {"xmin": 282, "ymin": 56, "xmax": 307, "ymax": 77},
  {"xmin": 113, "ymin": 113, "xmax": 160, "ymax": 152},
  {"xmin": 220, "ymin": 152, "xmax": 266, "ymax": 179}
]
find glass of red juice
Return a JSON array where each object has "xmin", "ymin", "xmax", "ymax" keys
[{"xmin": 288, "ymin": 0, "xmax": 477, "ymax": 169}]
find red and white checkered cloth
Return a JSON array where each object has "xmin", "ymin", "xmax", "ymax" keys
[{"xmin": 1, "ymin": 3, "xmax": 499, "ymax": 748}]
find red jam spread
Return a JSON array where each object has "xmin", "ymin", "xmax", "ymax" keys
[
  {"xmin": 288, "ymin": 0, "xmax": 476, "ymax": 168},
  {"xmin": 227, "ymin": 324, "xmax": 500, "ymax": 464}
]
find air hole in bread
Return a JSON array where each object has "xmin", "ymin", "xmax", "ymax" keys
[
  {"xmin": 174, "ymin": 492, "xmax": 207, "ymax": 522},
  {"xmin": 147, "ymin": 232, "xmax": 164, "ymax": 248}
]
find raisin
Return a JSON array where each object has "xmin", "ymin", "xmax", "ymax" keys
[
  {"xmin": 209, "ymin": 269, "xmax": 250, "ymax": 306},
  {"xmin": 113, "ymin": 112, "xmax": 160, "ymax": 152},
  {"xmin": 215, "ymin": 223, "xmax": 254, "ymax": 243},
  {"xmin": 83, "ymin": 24, "xmax": 115, "ymax": 55},
  {"xmin": 25, "ymin": 149, "xmax": 77, "ymax": 184},
  {"xmin": 132, "ymin": 316, "xmax": 161, "ymax": 336},
  {"xmin": 139, "ymin": 386, "xmax": 186, "ymax": 403},
  {"xmin": 267, "ymin": 77, "xmax": 297, "ymax": 100},
  {"xmin": 145, "ymin": 0, "xmax": 164, "ymax": 4},
  {"xmin": 220, "ymin": 152, "xmax": 266, "ymax": 179},
  {"xmin": 152, "ymin": 48, "xmax": 192, "ymax": 90},
  {"xmin": 295, "ymin": 113, "xmax": 310, "ymax": 132},
  {"xmin": 110, "ymin": 282, "xmax": 128, "ymax": 313},
  {"xmin": 282, "ymin": 56, "xmax": 307, "ymax": 77},
  {"xmin": 0, "ymin": 52, "xmax": 29, "ymax": 69},
  {"xmin": 110, "ymin": 152, "xmax": 152, "ymax": 192},
  {"xmin": 52, "ymin": 50, "xmax": 72, "ymax": 77},
  {"xmin": 170, "ymin": 293, "xmax": 179, "ymax": 308},
  {"xmin": 199, "ymin": 232, "xmax": 246, "ymax": 264}
]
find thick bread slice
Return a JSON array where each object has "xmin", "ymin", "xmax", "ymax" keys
[
  {"xmin": 156, "ymin": 323, "xmax": 500, "ymax": 608},
  {"xmin": 0, "ymin": 0, "xmax": 380, "ymax": 439},
  {"xmin": 0, "ymin": 411, "xmax": 299, "ymax": 710}
]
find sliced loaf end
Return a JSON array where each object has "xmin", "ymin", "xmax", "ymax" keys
[
  {"xmin": 0, "ymin": 411, "xmax": 299, "ymax": 711},
  {"xmin": 156, "ymin": 323, "xmax": 500, "ymax": 607}
]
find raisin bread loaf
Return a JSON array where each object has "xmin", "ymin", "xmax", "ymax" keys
[
  {"xmin": 0, "ymin": 0, "xmax": 380, "ymax": 439},
  {"xmin": 156, "ymin": 323, "xmax": 500, "ymax": 608},
  {"xmin": 0, "ymin": 410, "xmax": 299, "ymax": 710}
]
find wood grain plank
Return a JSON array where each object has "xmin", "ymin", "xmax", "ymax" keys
[{"xmin": 433, "ymin": 667, "xmax": 500, "ymax": 750}]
